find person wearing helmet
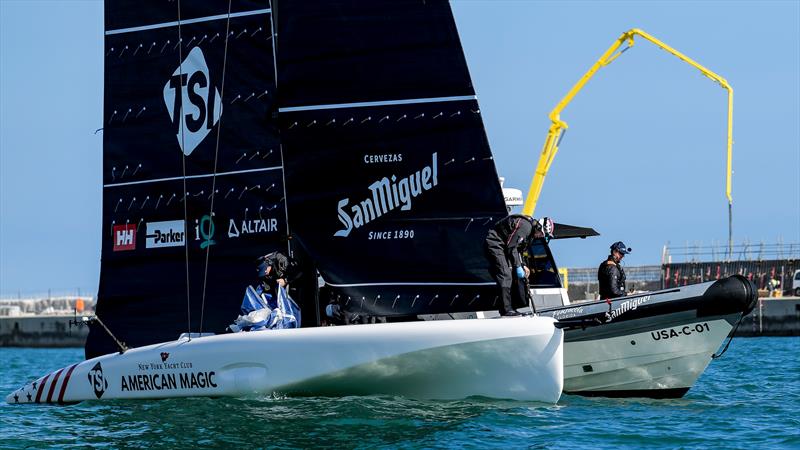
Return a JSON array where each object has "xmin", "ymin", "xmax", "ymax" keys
[
  {"xmin": 484, "ymin": 215, "xmax": 545, "ymax": 316},
  {"xmin": 598, "ymin": 241, "xmax": 631, "ymax": 299},
  {"xmin": 256, "ymin": 251, "xmax": 297, "ymax": 292}
]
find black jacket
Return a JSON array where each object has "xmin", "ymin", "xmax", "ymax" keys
[
  {"xmin": 598, "ymin": 256, "xmax": 626, "ymax": 299},
  {"xmin": 262, "ymin": 252, "xmax": 301, "ymax": 285},
  {"xmin": 485, "ymin": 215, "xmax": 536, "ymax": 266}
]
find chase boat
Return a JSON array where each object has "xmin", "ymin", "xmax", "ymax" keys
[{"xmin": 525, "ymin": 236, "xmax": 756, "ymax": 398}]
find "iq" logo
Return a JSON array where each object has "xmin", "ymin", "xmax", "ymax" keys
[
  {"xmin": 194, "ymin": 214, "xmax": 216, "ymax": 249},
  {"xmin": 163, "ymin": 47, "xmax": 223, "ymax": 156}
]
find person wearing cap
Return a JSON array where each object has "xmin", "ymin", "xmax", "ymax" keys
[
  {"xmin": 256, "ymin": 251, "xmax": 298, "ymax": 292},
  {"xmin": 598, "ymin": 241, "xmax": 631, "ymax": 299},
  {"xmin": 485, "ymin": 215, "xmax": 543, "ymax": 316}
]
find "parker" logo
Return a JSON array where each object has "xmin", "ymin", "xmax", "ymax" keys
[
  {"xmin": 163, "ymin": 47, "xmax": 223, "ymax": 156},
  {"xmin": 146, "ymin": 220, "xmax": 185, "ymax": 248}
]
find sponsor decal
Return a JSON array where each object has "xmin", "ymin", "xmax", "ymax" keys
[
  {"xmin": 604, "ymin": 295, "xmax": 650, "ymax": 323},
  {"xmin": 651, "ymin": 322, "xmax": 711, "ymax": 341},
  {"xmin": 88, "ymin": 362, "xmax": 108, "ymax": 399},
  {"xmin": 137, "ymin": 360, "xmax": 193, "ymax": 372},
  {"xmin": 551, "ymin": 306, "xmax": 585, "ymax": 320},
  {"xmin": 163, "ymin": 46, "xmax": 223, "ymax": 156},
  {"xmin": 368, "ymin": 229, "xmax": 415, "ymax": 240},
  {"xmin": 120, "ymin": 371, "xmax": 217, "ymax": 392},
  {"xmin": 228, "ymin": 218, "xmax": 278, "ymax": 238},
  {"xmin": 335, "ymin": 152, "xmax": 439, "ymax": 237},
  {"xmin": 363, "ymin": 153, "xmax": 403, "ymax": 164},
  {"xmin": 146, "ymin": 220, "xmax": 185, "ymax": 248},
  {"xmin": 113, "ymin": 224, "xmax": 137, "ymax": 251},
  {"xmin": 194, "ymin": 214, "xmax": 216, "ymax": 249},
  {"xmin": 122, "ymin": 358, "xmax": 218, "ymax": 392}
]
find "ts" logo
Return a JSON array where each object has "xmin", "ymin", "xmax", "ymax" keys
[
  {"xmin": 163, "ymin": 47, "xmax": 223, "ymax": 156},
  {"xmin": 88, "ymin": 362, "xmax": 108, "ymax": 399}
]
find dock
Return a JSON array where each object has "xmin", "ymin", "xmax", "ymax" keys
[
  {"xmin": 0, "ymin": 296, "xmax": 92, "ymax": 347},
  {"xmin": 735, "ymin": 297, "xmax": 800, "ymax": 337}
]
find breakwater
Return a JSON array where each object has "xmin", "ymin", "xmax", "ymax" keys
[
  {"xmin": 0, "ymin": 296, "xmax": 92, "ymax": 347},
  {"xmin": 736, "ymin": 297, "xmax": 800, "ymax": 337},
  {"xmin": 0, "ymin": 315, "xmax": 88, "ymax": 347}
]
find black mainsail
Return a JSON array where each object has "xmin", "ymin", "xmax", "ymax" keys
[
  {"xmin": 275, "ymin": 0, "xmax": 508, "ymax": 316},
  {"xmin": 89, "ymin": 0, "xmax": 508, "ymax": 357},
  {"xmin": 88, "ymin": 1, "xmax": 286, "ymax": 357}
]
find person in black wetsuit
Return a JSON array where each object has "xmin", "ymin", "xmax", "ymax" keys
[
  {"xmin": 598, "ymin": 241, "xmax": 631, "ymax": 300},
  {"xmin": 484, "ymin": 215, "xmax": 540, "ymax": 316}
]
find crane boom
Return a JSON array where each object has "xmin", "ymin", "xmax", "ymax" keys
[{"xmin": 522, "ymin": 28, "xmax": 734, "ymax": 253}]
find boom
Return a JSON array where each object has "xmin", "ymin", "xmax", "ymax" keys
[{"xmin": 522, "ymin": 28, "xmax": 734, "ymax": 253}]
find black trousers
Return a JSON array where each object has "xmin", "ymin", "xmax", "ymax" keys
[{"xmin": 484, "ymin": 239, "xmax": 526, "ymax": 314}]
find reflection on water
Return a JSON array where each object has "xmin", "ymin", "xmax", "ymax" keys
[{"xmin": 1, "ymin": 338, "xmax": 798, "ymax": 449}]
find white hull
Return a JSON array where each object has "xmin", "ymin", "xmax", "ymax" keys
[
  {"xmin": 563, "ymin": 319, "xmax": 733, "ymax": 396},
  {"xmin": 7, "ymin": 316, "xmax": 563, "ymax": 404}
]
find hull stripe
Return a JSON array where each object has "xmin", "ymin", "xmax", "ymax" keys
[
  {"xmin": 57, "ymin": 364, "xmax": 78, "ymax": 404},
  {"xmin": 35, "ymin": 374, "xmax": 51, "ymax": 403},
  {"xmin": 45, "ymin": 368, "xmax": 65, "ymax": 403}
]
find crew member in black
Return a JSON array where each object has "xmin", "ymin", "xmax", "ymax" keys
[
  {"xmin": 256, "ymin": 251, "xmax": 299, "ymax": 292},
  {"xmin": 484, "ymin": 215, "xmax": 539, "ymax": 316},
  {"xmin": 598, "ymin": 241, "xmax": 631, "ymax": 299}
]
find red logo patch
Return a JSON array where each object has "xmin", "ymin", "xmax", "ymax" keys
[{"xmin": 113, "ymin": 224, "xmax": 137, "ymax": 251}]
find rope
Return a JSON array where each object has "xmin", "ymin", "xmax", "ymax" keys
[
  {"xmin": 176, "ymin": 0, "xmax": 192, "ymax": 340},
  {"xmin": 199, "ymin": 0, "xmax": 233, "ymax": 335},
  {"xmin": 268, "ymin": 0, "xmax": 293, "ymax": 259},
  {"xmin": 712, "ymin": 313, "xmax": 746, "ymax": 359}
]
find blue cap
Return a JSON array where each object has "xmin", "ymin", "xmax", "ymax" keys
[
  {"xmin": 611, "ymin": 241, "xmax": 631, "ymax": 255},
  {"xmin": 257, "ymin": 260, "xmax": 270, "ymax": 278}
]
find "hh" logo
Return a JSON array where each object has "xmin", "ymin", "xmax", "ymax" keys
[
  {"xmin": 113, "ymin": 224, "xmax": 137, "ymax": 251},
  {"xmin": 163, "ymin": 46, "xmax": 223, "ymax": 156}
]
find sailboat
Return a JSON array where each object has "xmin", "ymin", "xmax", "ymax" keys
[{"xmin": 6, "ymin": 0, "xmax": 564, "ymax": 404}]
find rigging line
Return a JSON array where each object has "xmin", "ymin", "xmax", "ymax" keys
[
  {"xmin": 268, "ymin": 0, "xmax": 293, "ymax": 257},
  {"xmin": 199, "ymin": 0, "xmax": 233, "ymax": 335},
  {"xmin": 177, "ymin": 0, "xmax": 192, "ymax": 340},
  {"xmin": 712, "ymin": 313, "xmax": 746, "ymax": 359}
]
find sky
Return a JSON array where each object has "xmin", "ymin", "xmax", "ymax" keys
[{"xmin": 1, "ymin": 0, "xmax": 798, "ymax": 296}]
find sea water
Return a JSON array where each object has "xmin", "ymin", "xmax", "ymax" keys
[{"xmin": 1, "ymin": 338, "xmax": 798, "ymax": 449}]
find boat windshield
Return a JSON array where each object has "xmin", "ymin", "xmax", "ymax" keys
[{"xmin": 527, "ymin": 239, "xmax": 562, "ymax": 288}]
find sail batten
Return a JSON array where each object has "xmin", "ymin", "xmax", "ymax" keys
[
  {"xmin": 278, "ymin": 95, "xmax": 478, "ymax": 113},
  {"xmin": 105, "ymin": 9, "xmax": 272, "ymax": 36},
  {"xmin": 327, "ymin": 282, "xmax": 497, "ymax": 288},
  {"xmin": 102, "ymin": 166, "xmax": 284, "ymax": 188}
]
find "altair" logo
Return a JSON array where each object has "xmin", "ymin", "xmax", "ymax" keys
[
  {"xmin": 163, "ymin": 46, "xmax": 223, "ymax": 156},
  {"xmin": 334, "ymin": 152, "xmax": 438, "ymax": 237}
]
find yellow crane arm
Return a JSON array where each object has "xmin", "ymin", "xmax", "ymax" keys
[{"xmin": 522, "ymin": 28, "xmax": 734, "ymax": 226}]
